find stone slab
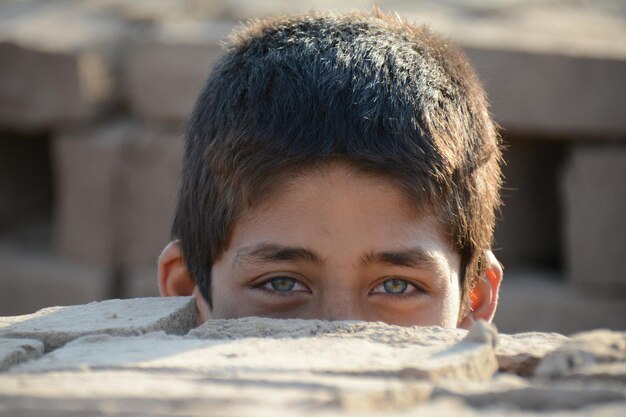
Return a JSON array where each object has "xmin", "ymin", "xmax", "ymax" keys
[
  {"xmin": 496, "ymin": 332, "xmax": 568, "ymax": 376},
  {"xmin": 12, "ymin": 322, "xmax": 498, "ymax": 383},
  {"xmin": 0, "ymin": 338, "xmax": 43, "ymax": 371},
  {"xmin": 561, "ymin": 363, "xmax": 626, "ymax": 384},
  {"xmin": 0, "ymin": 297, "xmax": 195, "ymax": 351},
  {"xmin": 191, "ymin": 317, "xmax": 566, "ymax": 376},
  {"xmin": 535, "ymin": 330, "xmax": 626, "ymax": 379},
  {"xmin": 562, "ymin": 145, "xmax": 626, "ymax": 293},
  {"xmin": 188, "ymin": 316, "xmax": 469, "ymax": 345},
  {"xmin": 1, "ymin": 311, "xmax": 625, "ymax": 416},
  {"xmin": 436, "ymin": 379, "xmax": 626, "ymax": 411}
]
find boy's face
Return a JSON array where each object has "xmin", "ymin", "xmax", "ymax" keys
[{"xmin": 209, "ymin": 163, "xmax": 464, "ymax": 327}]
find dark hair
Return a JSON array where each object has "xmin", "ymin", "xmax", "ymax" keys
[{"xmin": 172, "ymin": 9, "xmax": 502, "ymax": 307}]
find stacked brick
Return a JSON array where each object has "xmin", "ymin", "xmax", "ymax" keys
[
  {"xmin": 0, "ymin": 1, "xmax": 236, "ymax": 314},
  {"xmin": 0, "ymin": 0, "xmax": 625, "ymax": 331}
]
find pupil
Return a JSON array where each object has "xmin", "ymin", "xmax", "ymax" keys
[
  {"xmin": 384, "ymin": 279, "xmax": 407, "ymax": 294},
  {"xmin": 270, "ymin": 278, "xmax": 295, "ymax": 292}
]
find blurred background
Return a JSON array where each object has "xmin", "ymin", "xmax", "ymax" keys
[{"xmin": 0, "ymin": 0, "xmax": 624, "ymax": 335}]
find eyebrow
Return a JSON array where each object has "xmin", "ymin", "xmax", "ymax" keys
[
  {"xmin": 359, "ymin": 248, "xmax": 439, "ymax": 269},
  {"xmin": 234, "ymin": 243, "xmax": 324, "ymax": 266},
  {"xmin": 234, "ymin": 243, "xmax": 440, "ymax": 270}
]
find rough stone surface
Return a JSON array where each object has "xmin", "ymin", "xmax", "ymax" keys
[
  {"xmin": 0, "ymin": 297, "xmax": 195, "ymax": 351},
  {"xmin": 0, "ymin": 338, "xmax": 43, "ymax": 371},
  {"xmin": 536, "ymin": 330, "xmax": 626, "ymax": 379},
  {"xmin": 1, "ymin": 306, "xmax": 625, "ymax": 416},
  {"xmin": 189, "ymin": 316, "xmax": 468, "ymax": 344},
  {"xmin": 436, "ymin": 380, "xmax": 626, "ymax": 411},
  {"xmin": 496, "ymin": 332, "xmax": 568, "ymax": 376},
  {"xmin": 562, "ymin": 145, "xmax": 626, "ymax": 294},
  {"xmin": 11, "ymin": 329, "xmax": 498, "ymax": 383}
]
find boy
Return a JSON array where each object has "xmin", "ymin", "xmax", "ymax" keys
[{"xmin": 157, "ymin": 9, "xmax": 504, "ymax": 328}]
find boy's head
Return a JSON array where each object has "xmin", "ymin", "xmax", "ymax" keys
[{"xmin": 158, "ymin": 10, "xmax": 503, "ymax": 327}]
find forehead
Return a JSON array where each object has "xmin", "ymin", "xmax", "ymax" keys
[
  {"xmin": 249, "ymin": 161, "xmax": 427, "ymax": 219},
  {"xmin": 231, "ymin": 162, "xmax": 456, "ymax": 260}
]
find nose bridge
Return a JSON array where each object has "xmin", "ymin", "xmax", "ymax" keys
[{"xmin": 318, "ymin": 285, "xmax": 364, "ymax": 321}]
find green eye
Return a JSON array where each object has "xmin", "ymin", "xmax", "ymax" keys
[
  {"xmin": 269, "ymin": 277, "xmax": 296, "ymax": 292},
  {"xmin": 383, "ymin": 279, "xmax": 408, "ymax": 294}
]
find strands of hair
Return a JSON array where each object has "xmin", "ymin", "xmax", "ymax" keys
[{"xmin": 172, "ymin": 9, "xmax": 503, "ymax": 306}]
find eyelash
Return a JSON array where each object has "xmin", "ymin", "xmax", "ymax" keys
[
  {"xmin": 253, "ymin": 276, "xmax": 427, "ymax": 297},
  {"xmin": 253, "ymin": 276, "xmax": 311, "ymax": 296},
  {"xmin": 369, "ymin": 278, "xmax": 427, "ymax": 298}
]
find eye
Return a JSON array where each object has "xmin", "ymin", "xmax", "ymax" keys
[
  {"xmin": 370, "ymin": 278, "xmax": 422, "ymax": 296},
  {"xmin": 257, "ymin": 277, "xmax": 310, "ymax": 293}
]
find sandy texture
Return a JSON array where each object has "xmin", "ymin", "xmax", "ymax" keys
[
  {"xmin": 0, "ymin": 338, "xmax": 43, "ymax": 371},
  {"xmin": 536, "ymin": 330, "xmax": 626, "ymax": 378},
  {"xmin": 1, "ymin": 300, "xmax": 625, "ymax": 416},
  {"xmin": 0, "ymin": 297, "xmax": 196, "ymax": 351},
  {"xmin": 497, "ymin": 332, "xmax": 568, "ymax": 375},
  {"xmin": 11, "ymin": 326, "xmax": 498, "ymax": 382}
]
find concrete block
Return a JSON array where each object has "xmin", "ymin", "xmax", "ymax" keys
[
  {"xmin": 0, "ymin": 338, "xmax": 43, "ymax": 371},
  {"xmin": 52, "ymin": 125, "xmax": 124, "ymax": 267},
  {"xmin": 562, "ymin": 145, "xmax": 626, "ymax": 294},
  {"xmin": 495, "ymin": 270, "xmax": 626, "ymax": 335},
  {"xmin": 0, "ymin": 296, "xmax": 195, "ymax": 351},
  {"xmin": 464, "ymin": 47, "xmax": 626, "ymax": 136},
  {"xmin": 124, "ymin": 20, "xmax": 234, "ymax": 122},
  {"xmin": 53, "ymin": 122, "xmax": 182, "ymax": 267},
  {"xmin": 0, "ymin": 4, "xmax": 124, "ymax": 130},
  {"xmin": 0, "ymin": 241, "xmax": 109, "ymax": 317}
]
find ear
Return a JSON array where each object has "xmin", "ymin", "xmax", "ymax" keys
[
  {"xmin": 458, "ymin": 250, "xmax": 503, "ymax": 329},
  {"xmin": 158, "ymin": 240, "xmax": 195, "ymax": 297}
]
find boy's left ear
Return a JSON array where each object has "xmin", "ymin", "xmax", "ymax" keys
[
  {"xmin": 458, "ymin": 250, "xmax": 503, "ymax": 329},
  {"xmin": 158, "ymin": 240, "xmax": 195, "ymax": 297}
]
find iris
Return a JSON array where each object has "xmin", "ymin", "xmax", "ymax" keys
[
  {"xmin": 269, "ymin": 277, "xmax": 296, "ymax": 292},
  {"xmin": 383, "ymin": 279, "xmax": 408, "ymax": 294}
]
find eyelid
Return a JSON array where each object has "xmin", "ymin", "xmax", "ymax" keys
[
  {"xmin": 253, "ymin": 274, "xmax": 311, "ymax": 294},
  {"xmin": 369, "ymin": 277, "xmax": 427, "ymax": 295}
]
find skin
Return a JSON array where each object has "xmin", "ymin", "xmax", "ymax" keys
[{"xmin": 159, "ymin": 163, "xmax": 502, "ymax": 327}]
